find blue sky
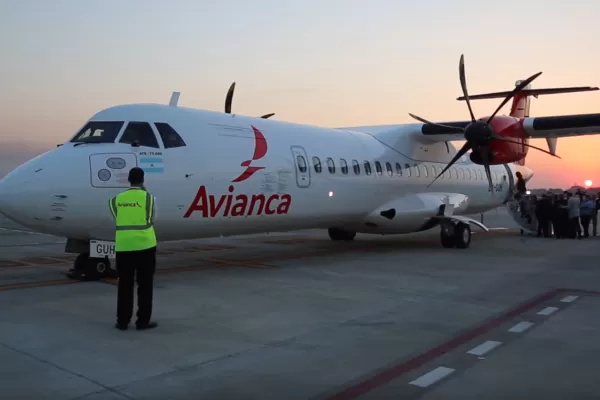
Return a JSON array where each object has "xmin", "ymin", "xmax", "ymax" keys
[{"xmin": 1, "ymin": 0, "xmax": 599, "ymax": 186}]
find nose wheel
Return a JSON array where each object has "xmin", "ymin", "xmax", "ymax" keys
[
  {"xmin": 440, "ymin": 221, "xmax": 471, "ymax": 249},
  {"xmin": 67, "ymin": 253, "xmax": 117, "ymax": 281}
]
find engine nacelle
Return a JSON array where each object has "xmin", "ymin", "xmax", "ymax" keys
[
  {"xmin": 468, "ymin": 116, "xmax": 529, "ymax": 165},
  {"xmin": 355, "ymin": 193, "xmax": 470, "ymax": 234}
]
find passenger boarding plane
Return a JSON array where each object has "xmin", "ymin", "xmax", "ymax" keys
[{"xmin": 0, "ymin": 55, "xmax": 599, "ymax": 279}]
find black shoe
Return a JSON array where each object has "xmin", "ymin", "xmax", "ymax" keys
[
  {"xmin": 136, "ymin": 321, "xmax": 158, "ymax": 330},
  {"xmin": 115, "ymin": 323, "xmax": 128, "ymax": 331}
]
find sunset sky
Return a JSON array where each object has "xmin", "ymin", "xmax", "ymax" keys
[{"xmin": 1, "ymin": 0, "xmax": 599, "ymax": 188}]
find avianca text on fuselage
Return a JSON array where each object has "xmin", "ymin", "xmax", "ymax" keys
[
  {"xmin": 183, "ymin": 185, "xmax": 291, "ymax": 218},
  {"xmin": 183, "ymin": 125, "xmax": 292, "ymax": 219}
]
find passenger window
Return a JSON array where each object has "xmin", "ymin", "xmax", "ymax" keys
[
  {"xmin": 313, "ymin": 157, "xmax": 322, "ymax": 173},
  {"xmin": 154, "ymin": 122, "xmax": 186, "ymax": 148},
  {"xmin": 466, "ymin": 169, "xmax": 471, "ymax": 180},
  {"xmin": 422, "ymin": 165, "xmax": 428, "ymax": 178},
  {"xmin": 375, "ymin": 161, "xmax": 382, "ymax": 176},
  {"xmin": 119, "ymin": 122, "xmax": 160, "ymax": 148},
  {"xmin": 430, "ymin": 165, "xmax": 435, "ymax": 178},
  {"xmin": 340, "ymin": 158, "xmax": 348, "ymax": 174},
  {"xmin": 395, "ymin": 162, "xmax": 402, "ymax": 176},
  {"xmin": 385, "ymin": 162, "xmax": 393, "ymax": 176},
  {"xmin": 414, "ymin": 164, "xmax": 420, "ymax": 177},
  {"xmin": 327, "ymin": 157, "xmax": 335, "ymax": 174},
  {"xmin": 364, "ymin": 161, "xmax": 372, "ymax": 175},
  {"xmin": 405, "ymin": 163, "xmax": 411, "ymax": 177},
  {"xmin": 352, "ymin": 159, "xmax": 360, "ymax": 175},
  {"xmin": 70, "ymin": 121, "xmax": 124, "ymax": 143},
  {"xmin": 460, "ymin": 168, "xmax": 465, "ymax": 180},
  {"xmin": 297, "ymin": 155, "xmax": 307, "ymax": 173}
]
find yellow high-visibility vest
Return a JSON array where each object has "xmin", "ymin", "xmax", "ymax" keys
[{"xmin": 108, "ymin": 188, "xmax": 157, "ymax": 252}]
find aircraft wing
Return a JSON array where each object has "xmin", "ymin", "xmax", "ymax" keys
[{"xmin": 414, "ymin": 113, "xmax": 600, "ymax": 142}]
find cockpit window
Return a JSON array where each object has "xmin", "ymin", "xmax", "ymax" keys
[
  {"xmin": 69, "ymin": 121, "xmax": 124, "ymax": 143},
  {"xmin": 154, "ymin": 122, "xmax": 186, "ymax": 148},
  {"xmin": 119, "ymin": 122, "xmax": 160, "ymax": 148}
]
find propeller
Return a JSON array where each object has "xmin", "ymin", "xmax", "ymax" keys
[
  {"xmin": 409, "ymin": 54, "xmax": 560, "ymax": 193},
  {"xmin": 225, "ymin": 82, "xmax": 275, "ymax": 119}
]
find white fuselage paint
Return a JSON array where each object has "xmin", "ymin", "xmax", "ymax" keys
[{"xmin": 0, "ymin": 104, "xmax": 533, "ymax": 243}]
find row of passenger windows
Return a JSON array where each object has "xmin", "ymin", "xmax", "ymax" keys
[
  {"xmin": 69, "ymin": 121, "xmax": 186, "ymax": 149},
  {"xmin": 296, "ymin": 156, "xmax": 506, "ymax": 181}
]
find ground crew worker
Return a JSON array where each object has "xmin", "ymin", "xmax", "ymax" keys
[{"xmin": 109, "ymin": 167, "xmax": 158, "ymax": 331}]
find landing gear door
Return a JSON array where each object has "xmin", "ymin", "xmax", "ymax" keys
[
  {"xmin": 290, "ymin": 145, "xmax": 311, "ymax": 188},
  {"xmin": 89, "ymin": 153, "xmax": 138, "ymax": 188}
]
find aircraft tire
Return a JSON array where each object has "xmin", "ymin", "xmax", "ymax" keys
[
  {"xmin": 83, "ymin": 257, "xmax": 111, "ymax": 280},
  {"xmin": 440, "ymin": 222, "xmax": 455, "ymax": 248},
  {"xmin": 454, "ymin": 223, "xmax": 471, "ymax": 249},
  {"xmin": 328, "ymin": 227, "xmax": 356, "ymax": 241}
]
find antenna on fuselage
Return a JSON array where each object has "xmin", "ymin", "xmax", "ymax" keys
[{"xmin": 169, "ymin": 92, "xmax": 181, "ymax": 107}]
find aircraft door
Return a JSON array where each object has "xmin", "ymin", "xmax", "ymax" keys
[
  {"xmin": 89, "ymin": 153, "xmax": 138, "ymax": 188},
  {"xmin": 501, "ymin": 164, "xmax": 515, "ymax": 203},
  {"xmin": 290, "ymin": 145, "xmax": 311, "ymax": 188}
]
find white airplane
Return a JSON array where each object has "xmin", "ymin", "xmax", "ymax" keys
[{"xmin": 0, "ymin": 55, "xmax": 599, "ymax": 279}]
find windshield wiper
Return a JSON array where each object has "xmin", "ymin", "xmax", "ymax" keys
[{"xmin": 73, "ymin": 141, "xmax": 108, "ymax": 147}]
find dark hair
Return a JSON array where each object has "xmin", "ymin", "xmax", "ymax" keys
[{"xmin": 128, "ymin": 167, "xmax": 145, "ymax": 185}]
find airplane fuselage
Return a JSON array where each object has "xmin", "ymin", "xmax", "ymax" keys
[{"xmin": 0, "ymin": 104, "xmax": 530, "ymax": 243}]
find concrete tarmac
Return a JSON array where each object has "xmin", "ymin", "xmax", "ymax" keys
[{"xmin": 1, "ymin": 208, "xmax": 599, "ymax": 399}]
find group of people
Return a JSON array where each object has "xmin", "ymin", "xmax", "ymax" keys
[{"xmin": 518, "ymin": 185, "xmax": 600, "ymax": 239}]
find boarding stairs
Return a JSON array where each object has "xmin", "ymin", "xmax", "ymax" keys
[{"xmin": 505, "ymin": 196, "xmax": 537, "ymax": 235}]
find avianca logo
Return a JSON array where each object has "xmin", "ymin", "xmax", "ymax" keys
[
  {"xmin": 183, "ymin": 125, "xmax": 293, "ymax": 219},
  {"xmin": 231, "ymin": 126, "xmax": 267, "ymax": 182}
]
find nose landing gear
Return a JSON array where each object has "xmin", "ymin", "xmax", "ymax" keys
[{"xmin": 66, "ymin": 253, "xmax": 117, "ymax": 281}]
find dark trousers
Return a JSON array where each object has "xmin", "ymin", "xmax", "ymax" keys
[
  {"xmin": 568, "ymin": 217, "xmax": 582, "ymax": 239},
  {"xmin": 537, "ymin": 217, "xmax": 550, "ymax": 237},
  {"xmin": 116, "ymin": 246, "xmax": 156, "ymax": 326},
  {"xmin": 581, "ymin": 215, "xmax": 592, "ymax": 237},
  {"xmin": 592, "ymin": 212, "xmax": 598, "ymax": 236}
]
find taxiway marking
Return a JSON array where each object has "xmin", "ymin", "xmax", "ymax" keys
[
  {"xmin": 466, "ymin": 340, "xmax": 502, "ymax": 357},
  {"xmin": 325, "ymin": 288, "xmax": 592, "ymax": 400},
  {"xmin": 537, "ymin": 306, "xmax": 559, "ymax": 316},
  {"xmin": 409, "ymin": 366, "xmax": 455, "ymax": 388},
  {"xmin": 560, "ymin": 295, "xmax": 579, "ymax": 303},
  {"xmin": 508, "ymin": 321, "xmax": 534, "ymax": 333}
]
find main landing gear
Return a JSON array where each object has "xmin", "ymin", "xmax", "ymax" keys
[
  {"xmin": 440, "ymin": 221, "xmax": 471, "ymax": 249},
  {"xmin": 328, "ymin": 227, "xmax": 356, "ymax": 241},
  {"xmin": 67, "ymin": 253, "xmax": 117, "ymax": 281}
]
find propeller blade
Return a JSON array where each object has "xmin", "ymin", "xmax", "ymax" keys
[
  {"xmin": 225, "ymin": 82, "xmax": 236, "ymax": 114},
  {"xmin": 428, "ymin": 142, "xmax": 472, "ymax": 187},
  {"xmin": 408, "ymin": 113, "xmax": 466, "ymax": 133},
  {"xmin": 260, "ymin": 113, "xmax": 275, "ymax": 119},
  {"xmin": 459, "ymin": 54, "xmax": 476, "ymax": 122},
  {"xmin": 491, "ymin": 135, "xmax": 561, "ymax": 158},
  {"xmin": 479, "ymin": 150, "xmax": 494, "ymax": 194},
  {"xmin": 485, "ymin": 72, "xmax": 542, "ymax": 123}
]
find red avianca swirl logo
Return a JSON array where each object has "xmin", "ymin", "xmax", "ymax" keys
[{"xmin": 231, "ymin": 126, "xmax": 267, "ymax": 182}]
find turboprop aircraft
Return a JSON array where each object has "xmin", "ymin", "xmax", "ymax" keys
[{"xmin": 0, "ymin": 54, "xmax": 599, "ymax": 280}]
